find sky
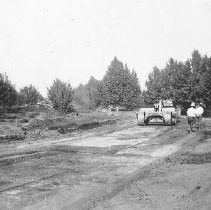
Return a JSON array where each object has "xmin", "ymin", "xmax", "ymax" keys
[{"xmin": 0, "ymin": 0, "xmax": 211, "ymax": 96}]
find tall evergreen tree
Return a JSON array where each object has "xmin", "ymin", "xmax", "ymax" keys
[
  {"xmin": 102, "ymin": 57, "xmax": 141, "ymax": 109},
  {"xmin": 102, "ymin": 57, "xmax": 125, "ymax": 106},
  {"xmin": 144, "ymin": 66, "xmax": 163, "ymax": 103}
]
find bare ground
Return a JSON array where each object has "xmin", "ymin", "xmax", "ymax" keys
[{"xmin": 0, "ymin": 113, "xmax": 210, "ymax": 210}]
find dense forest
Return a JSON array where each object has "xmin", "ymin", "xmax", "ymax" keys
[{"xmin": 0, "ymin": 50, "xmax": 210, "ymax": 112}]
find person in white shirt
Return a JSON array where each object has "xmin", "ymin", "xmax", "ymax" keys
[
  {"xmin": 195, "ymin": 103, "xmax": 204, "ymax": 129},
  {"xmin": 187, "ymin": 102, "xmax": 197, "ymax": 133}
]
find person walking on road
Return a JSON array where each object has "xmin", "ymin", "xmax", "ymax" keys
[
  {"xmin": 187, "ymin": 102, "xmax": 197, "ymax": 133},
  {"xmin": 195, "ymin": 102, "xmax": 204, "ymax": 129}
]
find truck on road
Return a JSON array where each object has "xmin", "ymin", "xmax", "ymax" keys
[{"xmin": 137, "ymin": 99, "xmax": 181, "ymax": 126}]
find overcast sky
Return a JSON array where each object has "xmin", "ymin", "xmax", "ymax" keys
[{"xmin": 0, "ymin": 0, "xmax": 211, "ymax": 96}]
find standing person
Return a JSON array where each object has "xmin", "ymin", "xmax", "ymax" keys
[
  {"xmin": 154, "ymin": 102, "xmax": 159, "ymax": 112},
  {"xmin": 195, "ymin": 102, "xmax": 204, "ymax": 129},
  {"xmin": 187, "ymin": 102, "xmax": 196, "ymax": 133}
]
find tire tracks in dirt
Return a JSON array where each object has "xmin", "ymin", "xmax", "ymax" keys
[{"xmin": 62, "ymin": 124, "xmax": 196, "ymax": 210}]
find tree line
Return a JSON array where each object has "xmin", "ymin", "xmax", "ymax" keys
[
  {"xmin": 0, "ymin": 75, "xmax": 44, "ymax": 108},
  {"xmin": 0, "ymin": 74, "xmax": 74, "ymax": 113},
  {"xmin": 0, "ymin": 57, "xmax": 142, "ymax": 112},
  {"xmin": 0, "ymin": 50, "xmax": 210, "ymax": 112},
  {"xmin": 73, "ymin": 57, "xmax": 142, "ymax": 110},
  {"xmin": 143, "ymin": 50, "xmax": 211, "ymax": 109}
]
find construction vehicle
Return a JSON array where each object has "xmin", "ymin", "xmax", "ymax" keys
[{"xmin": 137, "ymin": 99, "xmax": 181, "ymax": 126}]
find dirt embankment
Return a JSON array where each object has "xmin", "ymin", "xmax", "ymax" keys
[{"xmin": 0, "ymin": 110, "xmax": 131, "ymax": 143}]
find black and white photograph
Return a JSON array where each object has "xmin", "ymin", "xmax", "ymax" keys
[{"xmin": 0, "ymin": 0, "xmax": 211, "ymax": 209}]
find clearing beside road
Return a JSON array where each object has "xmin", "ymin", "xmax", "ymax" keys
[{"xmin": 0, "ymin": 111, "xmax": 210, "ymax": 210}]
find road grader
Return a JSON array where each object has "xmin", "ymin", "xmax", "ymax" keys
[{"xmin": 137, "ymin": 99, "xmax": 181, "ymax": 126}]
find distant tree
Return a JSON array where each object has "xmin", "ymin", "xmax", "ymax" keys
[
  {"xmin": 0, "ymin": 73, "xmax": 17, "ymax": 108},
  {"xmin": 164, "ymin": 58, "xmax": 191, "ymax": 104},
  {"xmin": 102, "ymin": 57, "xmax": 141, "ymax": 109},
  {"xmin": 73, "ymin": 83, "xmax": 89, "ymax": 109},
  {"xmin": 121, "ymin": 67, "xmax": 142, "ymax": 108},
  {"xmin": 73, "ymin": 77, "xmax": 102, "ymax": 110},
  {"xmin": 48, "ymin": 79, "xmax": 74, "ymax": 112},
  {"xmin": 95, "ymin": 81, "xmax": 104, "ymax": 107},
  {"xmin": 19, "ymin": 85, "xmax": 43, "ymax": 105},
  {"xmin": 87, "ymin": 76, "xmax": 102, "ymax": 109},
  {"xmin": 101, "ymin": 57, "xmax": 125, "ymax": 106},
  {"xmin": 203, "ymin": 56, "xmax": 211, "ymax": 108},
  {"xmin": 143, "ymin": 66, "xmax": 165, "ymax": 104},
  {"xmin": 188, "ymin": 50, "xmax": 210, "ymax": 105}
]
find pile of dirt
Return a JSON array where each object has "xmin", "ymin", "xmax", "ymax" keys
[
  {"xmin": 21, "ymin": 112, "xmax": 67, "ymax": 131},
  {"xmin": 0, "ymin": 119, "xmax": 25, "ymax": 141},
  {"xmin": 0, "ymin": 150, "xmax": 57, "ymax": 167},
  {"xmin": 49, "ymin": 120, "xmax": 117, "ymax": 134},
  {"xmin": 21, "ymin": 110, "xmax": 118, "ymax": 134},
  {"xmin": 0, "ymin": 134, "xmax": 25, "ymax": 142},
  {"xmin": 78, "ymin": 122, "xmax": 101, "ymax": 130},
  {"xmin": 48, "ymin": 122, "xmax": 78, "ymax": 130},
  {"xmin": 22, "ymin": 118, "xmax": 55, "ymax": 130},
  {"xmin": 0, "ymin": 110, "xmax": 123, "ymax": 143}
]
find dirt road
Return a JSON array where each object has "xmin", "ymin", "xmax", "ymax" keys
[{"xmin": 0, "ymin": 117, "xmax": 211, "ymax": 210}]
